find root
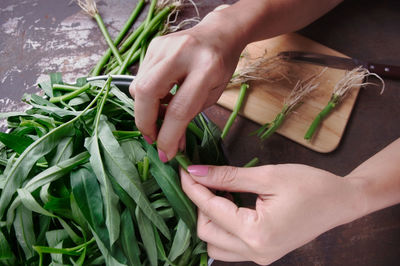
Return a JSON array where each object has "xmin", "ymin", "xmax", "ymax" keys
[
  {"xmin": 230, "ymin": 55, "xmax": 293, "ymax": 85},
  {"xmin": 76, "ymin": 0, "xmax": 98, "ymax": 17},
  {"xmin": 284, "ymin": 68, "xmax": 327, "ymax": 110},
  {"xmin": 333, "ymin": 66, "xmax": 385, "ymax": 100}
]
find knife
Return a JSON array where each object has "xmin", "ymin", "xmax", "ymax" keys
[{"xmin": 278, "ymin": 51, "xmax": 400, "ymax": 80}]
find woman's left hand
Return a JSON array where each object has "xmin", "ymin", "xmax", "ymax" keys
[{"xmin": 181, "ymin": 164, "xmax": 365, "ymax": 265}]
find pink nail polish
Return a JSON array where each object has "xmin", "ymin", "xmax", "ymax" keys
[
  {"xmin": 187, "ymin": 165, "xmax": 208, "ymax": 177},
  {"xmin": 143, "ymin": 135, "xmax": 153, "ymax": 144},
  {"xmin": 158, "ymin": 149, "xmax": 168, "ymax": 163}
]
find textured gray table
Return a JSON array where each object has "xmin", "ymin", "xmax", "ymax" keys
[{"xmin": 1, "ymin": 0, "xmax": 399, "ymax": 265}]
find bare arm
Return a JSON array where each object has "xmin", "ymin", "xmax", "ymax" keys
[{"xmin": 348, "ymin": 138, "xmax": 400, "ymax": 216}]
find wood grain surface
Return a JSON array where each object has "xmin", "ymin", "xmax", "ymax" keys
[{"xmin": 218, "ymin": 33, "xmax": 362, "ymax": 153}]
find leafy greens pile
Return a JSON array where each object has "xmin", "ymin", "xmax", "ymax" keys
[{"xmin": 0, "ymin": 72, "xmax": 224, "ymax": 265}]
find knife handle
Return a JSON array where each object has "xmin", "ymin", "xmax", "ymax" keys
[{"xmin": 366, "ymin": 62, "xmax": 400, "ymax": 79}]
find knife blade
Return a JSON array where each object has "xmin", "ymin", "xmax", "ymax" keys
[{"xmin": 278, "ymin": 51, "xmax": 400, "ymax": 80}]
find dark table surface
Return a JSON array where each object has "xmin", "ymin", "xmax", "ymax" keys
[{"xmin": 1, "ymin": 0, "xmax": 399, "ymax": 265}]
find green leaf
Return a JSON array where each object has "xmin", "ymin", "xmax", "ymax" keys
[
  {"xmin": 168, "ymin": 219, "xmax": 191, "ymax": 262},
  {"xmin": 17, "ymin": 188, "xmax": 82, "ymax": 244},
  {"xmin": 85, "ymin": 131, "xmax": 120, "ymax": 247},
  {"xmin": 70, "ymin": 165, "xmax": 109, "ymax": 248},
  {"xmin": 24, "ymin": 151, "xmax": 90, "ymax": 193},
  {"xmin": 145, "ymin": 142, "xmax": 197, "ymax": 235},
  {"xmin": 0, "ymin": 132, "xmax": 34, "ymax": 154},
  {"xmin": 98, "ymin": 119, "xmax": 170, "ymax": 240},
  {"xmin": 48, "ymin": 137, "xmax": 74, "ymax": 166},
  {"xmin": 119, "ymin": 139, "xmax": 146, "ymax": 164},
  {"xmin": 13, "ymin": 206, "xmax": 36, "ymax": 259},
  {"xmin": 135, "ymin": 206, "xmax": 157, "ymax": 266},
  {"xmin": 120, "ymin": 209, "xmax": 141, "ymax": 266},
  {"xmin": 0, "ymin": 230, "xmax": 15, "ymax": 260}
]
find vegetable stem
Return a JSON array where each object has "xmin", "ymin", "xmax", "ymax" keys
[
  {"xmin": 304, "ymin": 94, "xmax": 339, "ymax": 140},
  {"xmin": 175, "ymin": 152, "xmax": 192, "ymax": 171},
  {"xmin": 187, "ymin": 122, "xmax": 204, "ymax": 140},
  {"xmin": 221, "ymin": 83, "xmax": 249, "ymax": 140},
  {"xmin": 52, "ymin": 84, "xmax": 79, "ymax": 92},
  {"xmin": 93, "ymin": 13, "xmax": 123, "ymax": 65},
  {"xmin": 49, "ymin": 83, "xmax": 91, "ymax": 103},
  {"xmin": 243, "ymin": 157, "xmax": 259, "ymax": 168},
  {"xmin": 117, "ymin": 6, "xmax": 173, "ymax": 74},
  {"xmin": 92, "ymin": 0, "xmax": 145, "ymax": 75}
]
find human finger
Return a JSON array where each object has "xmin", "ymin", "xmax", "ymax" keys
[
  {"xmin": 197, "ymin": 211, "xmax": 248, "ymax": 253},
  {"xmin": 180, "ymin": 169, "xmax": 257, "ymax": 239},
  {"xmin": 187, "ymin": 165, "xmax": 273, "ymax": 194},
  {"xmin": 157, "ymin": 72, "xmax": 210, "ymax": 160},
  {"xmin": 131, "ymin": 61, "xmax": 185, "ymax": 142}
]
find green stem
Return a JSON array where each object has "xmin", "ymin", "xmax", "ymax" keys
[
  {"xmin": 94, "ymin": 13, "xmax": 123, "ymax": 65},
  {"xmin": 243, "ymin": 157, "xmax": 259, "ymax": 168},
  {"xmin": 49, "ymin": 83, "xmax": 91, "ymax": 103},
  {"xmin": 92, "ymin": 0, "xmax": 145, "ymax": 76},
  {"xmin": 187, "ymin": 122, "xmax": 204, "ymax": 140},
  {"xmin": 118, "ymin": 22, "xmax": 145, "ymax": 54},
  {"xmin": 175, "ymin": 152, "xmax": 192, "ymax": 171},
  {"xmin": 200, "ymin": 253, "xmax": 208, "ymax": 266},
  {"xmin": 106, "ymin": 48, "xmax": 142, "ymax": 74},
  {"xmin": 304, "ymin": 98, "xmax": 337, "ymax": 140},
  {"xmin": 94, "ymin": 77, "xmax": 112, "ymax": 127},
  {"xmin": 117, "ymin": 6, "xmax": 173, "ymax": 74},
  {"xmin": 52, "ymin": 84, "xmax": 79, "ymax": 92},
  {"xmin": 145, "ymin": 0, "xmax": 158, "ymax": 27},
  {"xmin": 142, "ymin": 156, "xmax": 150, "ymax": 181},
  {"xmin": 112, "ymin": 130, "xmax": 141, "ymax": 139},
  {"xmin": 258, "ymin": 105, "xmax": 289, "ymax": 141},
  {"xmin": 221, "ymin": 83, "xmax": 249, "ymax": 140}
]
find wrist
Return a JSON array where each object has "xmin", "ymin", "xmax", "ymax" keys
[
  {"xmin": 196, "ymin": 9, "xmax": 249, "ymax": 57},
  {"xmin": 345, "ymin": 174, "xmax": 374, "ymax": 219}
]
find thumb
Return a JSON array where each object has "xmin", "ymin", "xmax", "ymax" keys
[{"xmin": 187, "ymin": 165, "xmax": 269, "ymax": 194}]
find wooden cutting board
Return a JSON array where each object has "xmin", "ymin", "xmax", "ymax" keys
[{"xmin": 217, "ymin": 33, "xmax": 361, "ymax": 153}]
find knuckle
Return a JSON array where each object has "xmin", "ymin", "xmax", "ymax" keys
[
  {"xmin": 167, "ymin": 101, "xmax": 194, "ymax": 122},
  {"xmin": 214, "ymin": 166, "xmax": 238, "ymax": 186},
  {"xmin": 134, "ymin": 78, "xmax": 154, "ymax": 98}
]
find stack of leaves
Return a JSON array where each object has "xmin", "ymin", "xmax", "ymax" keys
[
  {"xmin": 0, "ymin": 0, "xmax": 223, "ymax": 265},
  {"xmin": 0, "ymin": 72, "xmax": 224, "ymax": 265}
]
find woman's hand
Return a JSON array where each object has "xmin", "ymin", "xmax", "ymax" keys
[
  {"xmin": 181, "ymin": 164, "xmax": 365, "ymax": 265},
  {"xmin": 130, "ymin": 11, "xmax": 246, "ymax": 162}
]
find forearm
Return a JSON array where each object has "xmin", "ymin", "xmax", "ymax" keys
[
  {"xmin": 197, "ymin": 0, "xmax": 343, "ymax": 51},
  {"xmin": 347, "ymin": 138, "xmax": 400, "ymax": 216}
]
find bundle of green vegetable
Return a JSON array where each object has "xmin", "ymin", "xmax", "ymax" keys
[{"xmin": 0, "ymin": 0, "xmax": 224, "ymax": 265}]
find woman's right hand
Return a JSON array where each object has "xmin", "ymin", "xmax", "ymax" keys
[{"xmin": 130, "ymin": 9, "xmax": 247, "ymax": 162}]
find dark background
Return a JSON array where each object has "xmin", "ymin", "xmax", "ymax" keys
[{"xmin": 1, "ymin": 0, "xmax": 399, "ymax": 265}]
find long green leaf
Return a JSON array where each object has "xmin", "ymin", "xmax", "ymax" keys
[
  {"xmin": 120, "ymin": 209, "xmax": 141, "ymax": 266},
  {"xmin": 135, "ymin": 206, "xmax": 157, "ymax": 266},
  {"xmin": 145, "ymin": 143, "xmax": 197, "ymax": 234},
  {"xmin": 13, "ymin": 206, "xmax": 36, "ymax": 259},
  {"xmin": 98, "ymin": 119, "xmax": 170, "ymax": 240},
  {"xmin": 70, "ymin": 166, "xmax": 109, "ymax": 248},
  {"xmin": 168, "ymin": 219, "xmax": 191, "ymax": 262},
  {"xmin": 24, "ymin": 151, "xmax": 90, "ymax": 193}
]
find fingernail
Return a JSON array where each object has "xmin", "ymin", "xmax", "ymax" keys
[
  {"xmin": 158, "ymin": 149, "xmax": 168, "ymax": 163},
  {"xmin": 143, "ymin": 135, "xmax": 153, "ymax": 144},
  {"xmin": 187, "ymin": 165, "xmax": 208, "ymax": 177}
]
